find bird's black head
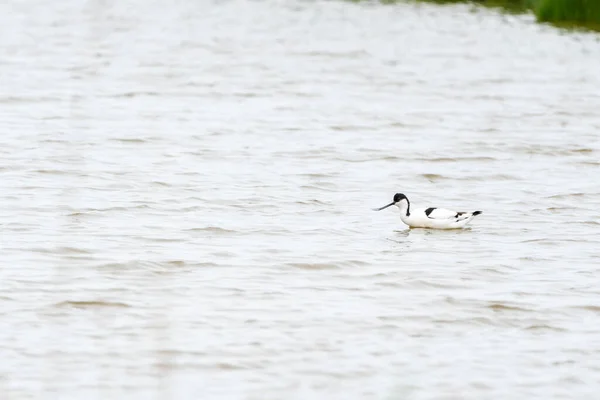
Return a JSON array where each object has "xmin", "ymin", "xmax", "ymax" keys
[
  {"xmin": 393, "ymin": 193, "xmax": 407, "ymax": 203},
  {"xmin": 373, "ymin": 192, "xmax": 409, "ymax": 212}
]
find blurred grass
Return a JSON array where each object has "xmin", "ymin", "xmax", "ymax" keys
[
  {"xmin": 535, "ymin": 0, "xmax": 600, "ymax": 31},
  {"xmin": 360, "ymin": 0, "xmax": 600, "ymax": 32}
]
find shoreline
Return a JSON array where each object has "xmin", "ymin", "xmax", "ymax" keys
[{"xmin": 373, "ymin": 0, "xmax": 600, "ymax": 33}]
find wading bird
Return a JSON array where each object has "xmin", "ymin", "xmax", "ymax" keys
[{"xmin": 373, "ymin": 193, "xmax": 482, "ymax": 229}]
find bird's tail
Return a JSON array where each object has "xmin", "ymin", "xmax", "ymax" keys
[{"xmin": 472, "ymin": 211, "xmax": 483, "ymax": 216}]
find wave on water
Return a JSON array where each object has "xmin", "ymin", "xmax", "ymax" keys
[{"xmin": 53, "ymin": 300, "xmax": 131, "ymax": 309}]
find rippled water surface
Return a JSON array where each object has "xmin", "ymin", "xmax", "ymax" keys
[{"xmin": 2, "ymin": 0, "xmax": 600, "ymax": 398}]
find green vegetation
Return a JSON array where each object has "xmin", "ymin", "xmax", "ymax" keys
[
  {"xmin": 536, "ymin": 0, "xmax": 600, "ymax": 31},
  {"xmin": 366, "ymin": 0, "xmax": 600, "ymax": 32}
]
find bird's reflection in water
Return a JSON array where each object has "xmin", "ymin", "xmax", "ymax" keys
[
  {"xmin": 385, "ymin": 229, "xmax": 412, "ymax": 246},
  {"xmin": 392, "ymin": 229, "xmax": 411, "ymax": 238},
  {"xmin": 386, "ymin": 226, "xmax": 475, "ymax": 246}
]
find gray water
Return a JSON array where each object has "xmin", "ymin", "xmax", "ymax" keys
[{"xmin": 2, "ymin": 0, "xmax": 600, "ymax": 399}]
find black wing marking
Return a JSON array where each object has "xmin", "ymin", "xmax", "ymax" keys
[{"xmin": 425, "ymin": 207, "xmax": 436, "ymax": 217}]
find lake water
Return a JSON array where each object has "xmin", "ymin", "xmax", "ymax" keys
[{"xmin": 2, "ymin": 0, "xmax": 600, "ymax": 399}]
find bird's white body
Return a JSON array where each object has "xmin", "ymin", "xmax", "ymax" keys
[
  {"xmin": 397, "ymin": 204, "xmax": 480, "ymax": 230},
  {"xmin": 374, "ymin": 193, "xmax": 482, "ymax": 230}
]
